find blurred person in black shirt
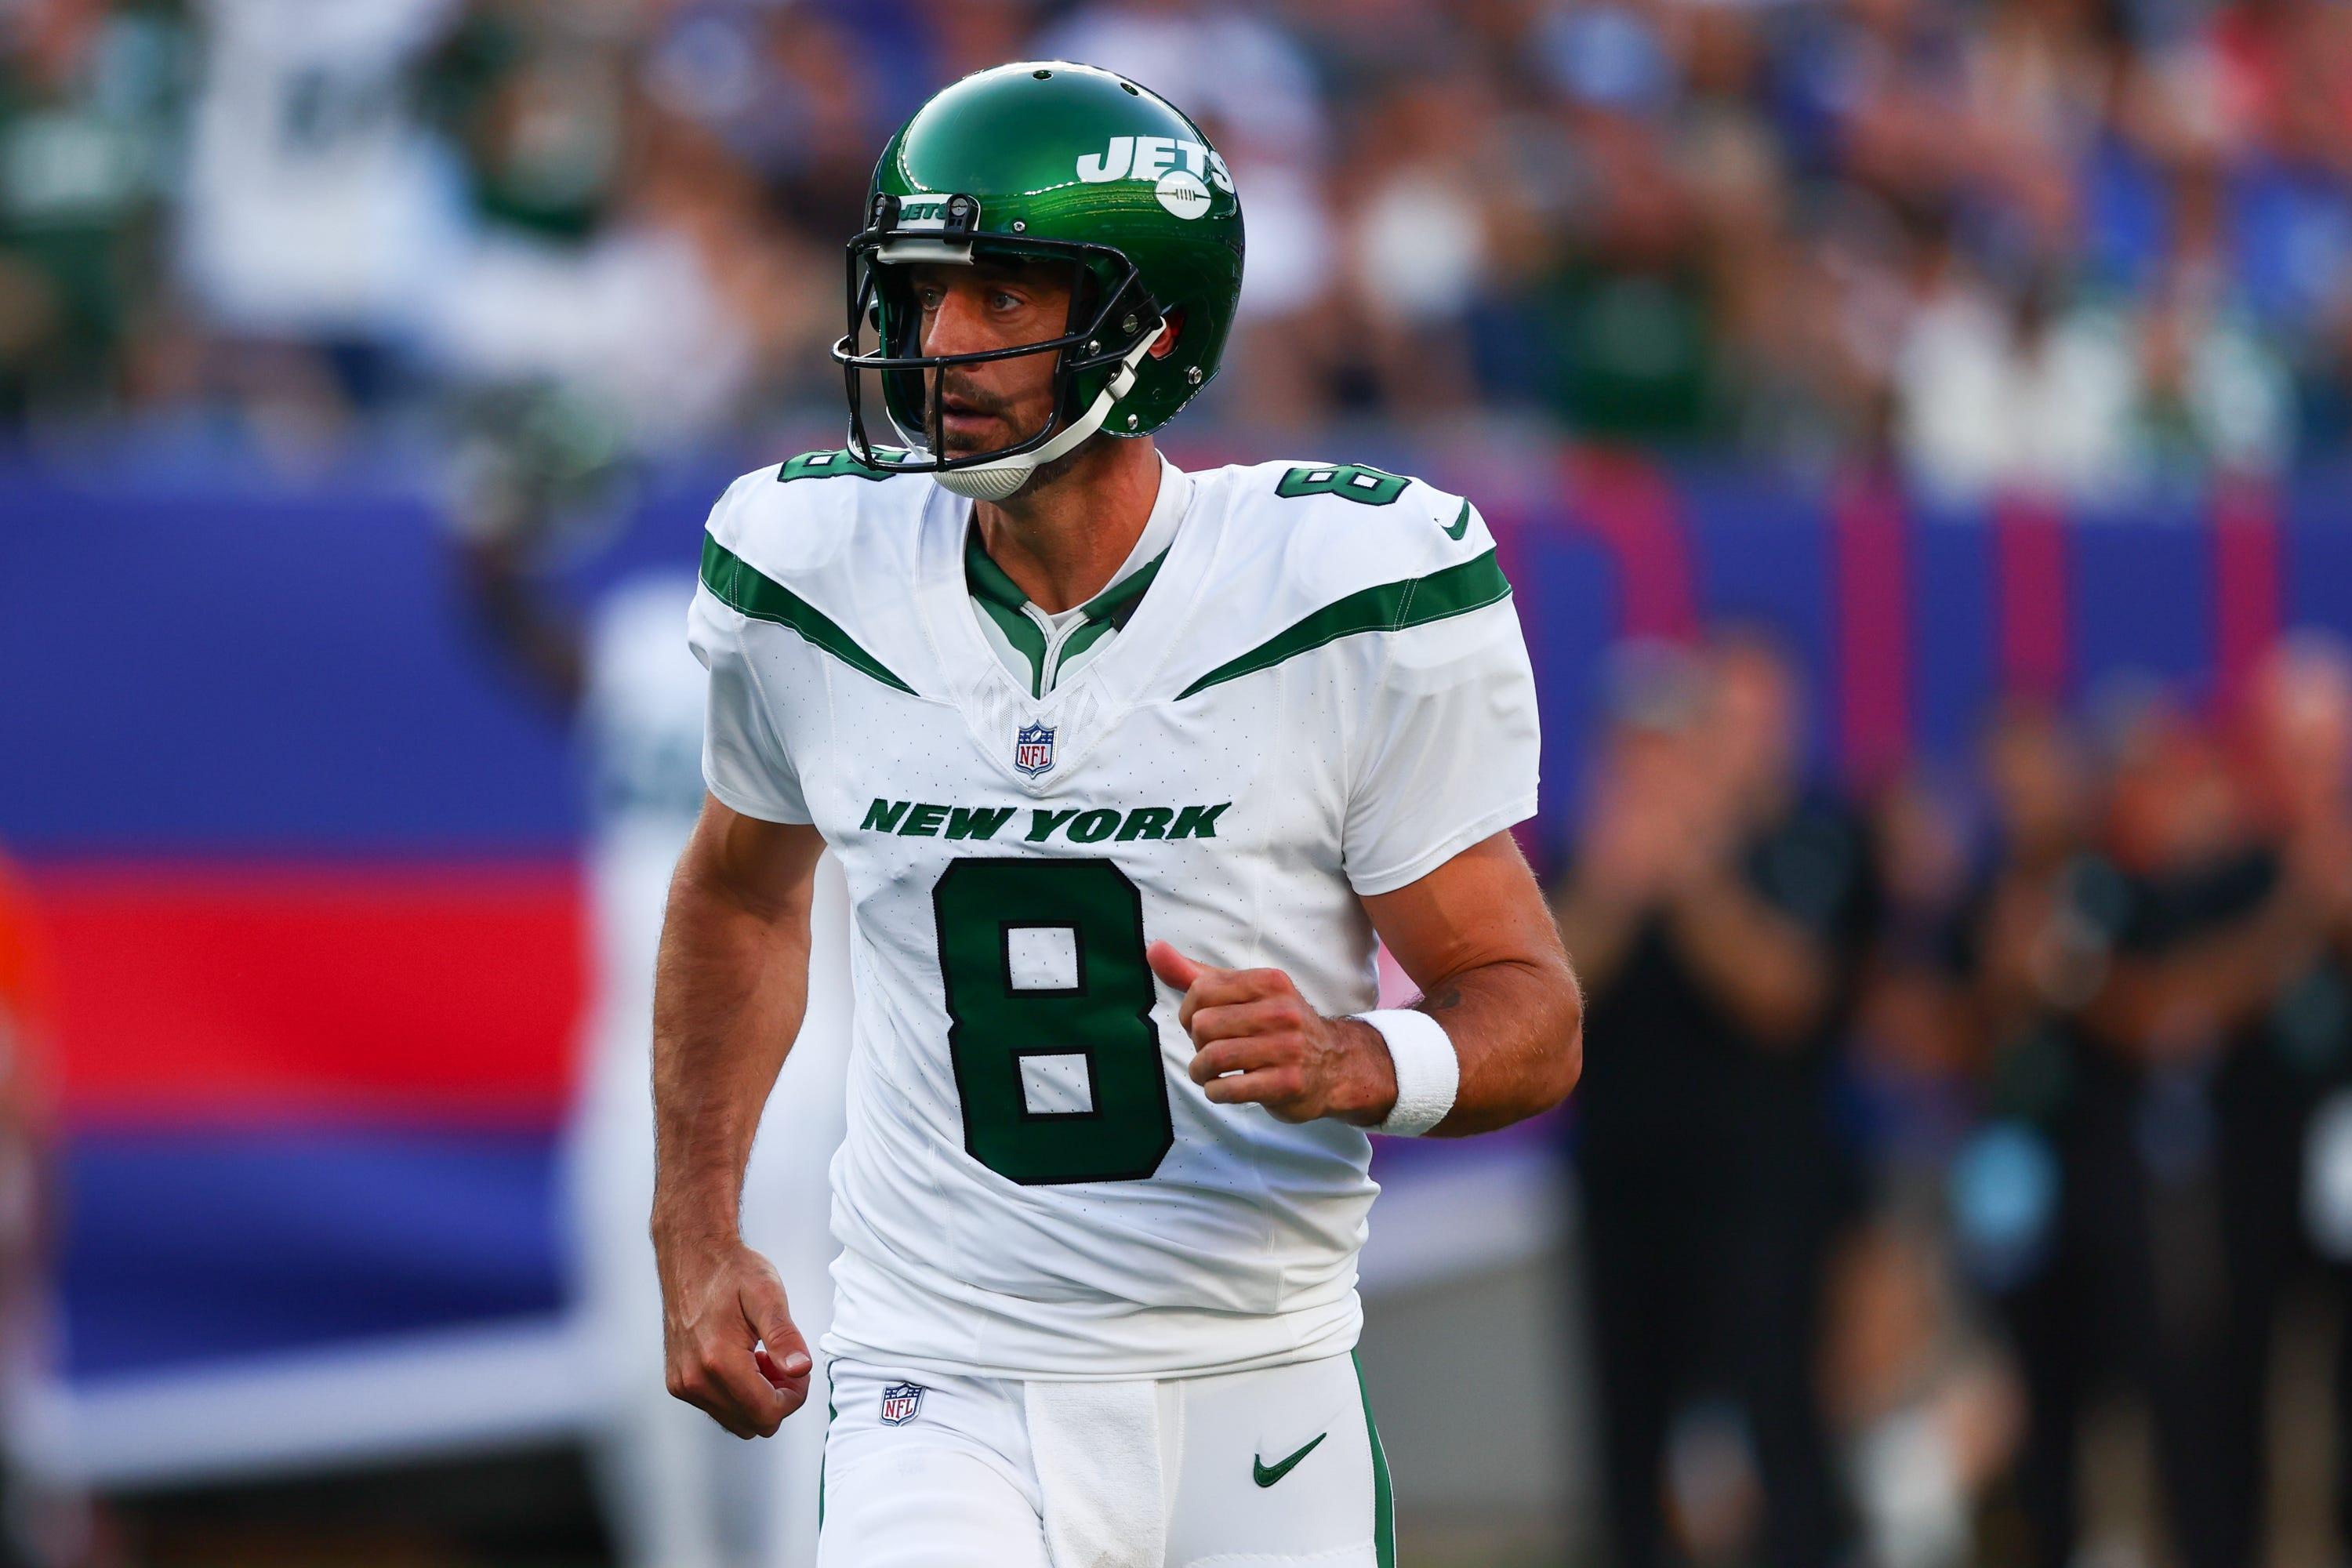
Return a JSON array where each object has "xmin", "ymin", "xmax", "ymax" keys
[
  {"xmin": 1972, "ymin": 688, "xmax": 2335, "ymax": 1568},
  {"xmin": 1555, "ymin": 630, "xmax": 1876, "ymax": 1568},
  {"xmin": 1825, "ymin": 771, "xmax": 2023, "ymax": 1568},
  {"xmin": 1946, "ymin": 699, "xmax": 2113, "ymax": 1566},
  {"xmin": 2241, "ymin": 637, "xmax": 2352, "ymax": 1558}
]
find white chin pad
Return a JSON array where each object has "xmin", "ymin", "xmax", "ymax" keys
[{"xmin": 933, "ymin": 462, "xmax": 1033, "ymax": 502}]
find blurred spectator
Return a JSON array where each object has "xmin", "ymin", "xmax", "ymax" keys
[
  {"xmin": 178, "ymin": 0, "xmax": 459, "ymax": 428},
  {"xmin": 2241, "ymin": 636, "xmax": 2352, "ymax": 1559},
  {"xmin": 1961, "ymin": 688, "xmax": 2328, "ymax": 1568},
  {"xmin": 1853, "ymin": 771, "xmax": 1979, "ymax": 1202},
  {"xmin": 1908, "ymin": 703, "xmax": 2102, "ymax": 1563},
  {"xmin": 1891, "ymin": 253, "xmax": 2140, "ymax": 505},
  {"xmin": 1553, "ymin": 632, "xmax": 1878, "ymax": 1568},
  {"xmin": 0, "ymin": 0, "xmax": 187, "ymax": 428},
  {"xmin": 1817, "ymin": 771, "xmax": 2022, "ymax": 1568},
  {"xmin": 1519, "ymin": 3, "xmax": 1727, "ymax": 449},
  {"xmin": 419, "ymin": 6, "xmax": 760, "ymax": 448}
]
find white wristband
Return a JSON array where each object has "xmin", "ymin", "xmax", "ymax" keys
[{"xmin": 1354, "ymin": 1009, "xmax": 1459, "ymax": 1136}]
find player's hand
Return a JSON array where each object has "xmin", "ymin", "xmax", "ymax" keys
[
  {"xmin": 655, "ymin": 1233, "xmax": 812, "ymax": 1439},
  {"xmin": 1149, "ymin": 941, "xmax": 1398, "ymax": 1126}
]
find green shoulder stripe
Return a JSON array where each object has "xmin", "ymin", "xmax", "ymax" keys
[
  {"xmin": 1178, "ymin": 549, "xmax": 1511, "ymax": 699},
  {"xmin": 700, "ymin": 534, "xmax": 915, "ymax": 695}
]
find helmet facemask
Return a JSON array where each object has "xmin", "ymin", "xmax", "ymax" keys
[{"xmin": 835, "ymin": 193, "xmax": 1167, "ymax": 502}]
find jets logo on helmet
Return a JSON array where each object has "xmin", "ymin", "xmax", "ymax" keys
[
  {"xmin": 1073, "ymin": 135, "xmax": 1235, "ymax": 192},
  {"xmin": 829, "ymin": 61, "xmax": 1246, "ymax": 501},
  {"xmin": 1156, "ymin": 172, "xmax": 1212, "ymax": 220}
]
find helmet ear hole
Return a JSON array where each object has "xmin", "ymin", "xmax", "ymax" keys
[{"xmin": 1148, "ymin": 308, "xmax": 1185, "ymax": 360}]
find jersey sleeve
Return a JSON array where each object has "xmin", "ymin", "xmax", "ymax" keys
[
  {"xmin": 688, "ymin": 586, "xmax": 811, "ymax": 824},
  {"xmin": 1340, "ymin": 550, "xmax": 1541, "ymax": 897},
  {"xmin": 686, "ymin": 473, "xmax": 813, "ymax": 825}
]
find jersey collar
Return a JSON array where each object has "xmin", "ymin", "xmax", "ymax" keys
[
  {"xmin": 964, "ymin": 456, "xmax": 1189, "ymax": 617},
  {"xmin": 961, "ymin": 457, "xmax": 1191, "ymax": 695}
]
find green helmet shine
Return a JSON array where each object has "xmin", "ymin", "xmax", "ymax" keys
[{"xmin": 833, "ymin": 61, "xmax": 1246, "ymax": 496}]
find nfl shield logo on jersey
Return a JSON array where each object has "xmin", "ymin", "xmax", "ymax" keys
[
  {"xmin": 1014, "ymin": 721, "xmax": 1056, "ymax": 777},
  {"xmin": 880, "ymin": 1382, "xmax": 925, "ymax": 1426}
]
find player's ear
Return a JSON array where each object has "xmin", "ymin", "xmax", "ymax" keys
[{"xmin": 1149, "ymin": 308, "xmax": 1186, "ymax": 359}]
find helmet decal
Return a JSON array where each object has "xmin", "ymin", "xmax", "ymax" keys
[
  {"xmin": 1073, "ymin": 136, "xmax": 1234, "ymax": 192},
  {"xmin": 1156, "ymin": 172, "xmax": 1212, "ymax": 220}
]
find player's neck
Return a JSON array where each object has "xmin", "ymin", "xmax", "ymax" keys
[{"xmin": 971, "ymin": 437, "xmax": 1161, "ymax": 615}]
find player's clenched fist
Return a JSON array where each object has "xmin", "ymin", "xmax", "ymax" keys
[
  {"xmin": 1148, "ymin": 941, "xmax": 1399, "ymax": 1126},
  {"xmin": 655, "ymin": 1236, "xmax": 813, "ymax": 1439}
]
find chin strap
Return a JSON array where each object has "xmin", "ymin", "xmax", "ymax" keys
[{"xmin": 920, "ymin": 327, "xmax": 1163, "ymax": 503}]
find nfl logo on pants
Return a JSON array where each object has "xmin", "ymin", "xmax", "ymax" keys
[
  {"xmin": 880, "ymin": 1383, "xmax": 924, "ymax": 1426},
  {"xmin": 1014, "ymin": 722, "xmax": 1056, "ymax": 778}
]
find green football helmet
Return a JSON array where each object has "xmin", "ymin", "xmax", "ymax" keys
[{"xmin": 831, "ymin": 61, "xmax": 1246, "ymax": 500}]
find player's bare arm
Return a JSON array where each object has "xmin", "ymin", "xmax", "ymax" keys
[
  {"xmin": 650, "ymin": 797, "xmax": 826, "ymax": 1438},
  {"xmin": 1155, "ymin": 831, "xmax": 1582, "ymax": 1134}
]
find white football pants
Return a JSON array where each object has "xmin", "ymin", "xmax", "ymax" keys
[{"xmin": 815, "ymin": 1352, "xmax": 1393, "ymax": 1568}]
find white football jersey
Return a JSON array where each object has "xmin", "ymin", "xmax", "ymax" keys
[{"xmin": 688, "ymin": 452, "xmax": 1539, "ymax": 1380}]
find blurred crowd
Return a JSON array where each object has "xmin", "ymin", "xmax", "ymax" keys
[
  {"xmin": 9, "ymin": 0, "xmax": 2352, "ymax": 499},
  {"xmin": 1553, "ymin": 632, "xmax": 2352, "ymax": 1567}
]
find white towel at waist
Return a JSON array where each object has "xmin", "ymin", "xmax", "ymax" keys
[{"xmin": 1023, "ymin": 1377, "xmax": 1170, "ymax": 1568}]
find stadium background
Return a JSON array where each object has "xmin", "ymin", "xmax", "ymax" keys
[{"xmin": 9, "ymin": 0, "xmax": 2352, "ymax": 1563}]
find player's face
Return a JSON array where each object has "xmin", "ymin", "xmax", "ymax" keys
[{"xmin": 906, "ymin": 260, "xmax": 1075, "ymax": 457}]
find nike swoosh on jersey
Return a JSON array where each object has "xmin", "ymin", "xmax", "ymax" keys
[
  {"xmin": 1443, "ymin": 501, "xmax": 1471, "ymax": 540},
  {"xmin": 1253, "ymin": 1432, "xmax": 1327, "ymax": 1487}
]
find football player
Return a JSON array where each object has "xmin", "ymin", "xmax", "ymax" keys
[{"xmin": 651, "ymin": 61, "xmax": 1583, "ymax": 1568}]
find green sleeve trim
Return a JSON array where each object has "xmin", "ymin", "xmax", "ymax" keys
[
  {"xmin": 1178, "ymin": 549, "xmax": 1512, "ymax": 699},
  {"xmin": 700, "ymin": 533, "xmax": 915, "ymax": 695},
  {"xmin": 1355, "ymin": 1352, "xmax": 1396, "ymax": 1568}
]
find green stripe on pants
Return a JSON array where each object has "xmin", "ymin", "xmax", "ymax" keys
[
  {"xmin": 817, "ymin": 1363, "xmax": 837, "ymax": 1532},
  {"xmin": 1353, "ymin": 1351, "xmax": 1395, "ymax": 1567}
]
